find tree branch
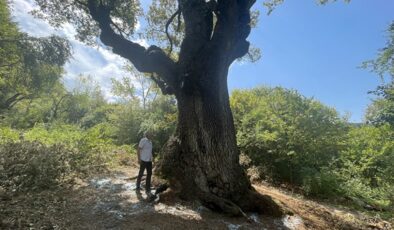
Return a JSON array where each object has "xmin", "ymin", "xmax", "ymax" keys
[
  {"xmin": 86, "ymin": 0, "xmax": 178, "ymax": 89},
  {"xmin": 165, "ymin": 7, "xmax": 181, "ymax": 55},
  {"xmin": 4, "ymin": 93, "xmax": 22, "ymax": 106},
  {"xmin": 109, "ymin": 17, "xmax": 126, "ymax": 38},
  {"xmin": 51, "ymin": 93, "xmax": 70, "ymax": 119},
  {"xmin": 208, "ymin": 0, "xmax": 255, "ymax": 64},
  {"xmin": 3, "ymin": 93, "xmax": 29, "ymax": 110},
  {"xmin": 74, "ymin": 0, "xmax": 88, "ymax": 8},
  {"xmin": 150, "ymin": 73, "xmax": 174, "ymax": 95},
  {"xmin": 0, "ymin": 59, "xmax": 21, "ymax": 68}
]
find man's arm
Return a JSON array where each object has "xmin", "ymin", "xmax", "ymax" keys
[
  {"xmin": 137, "ymin": 139, "xmax": 145, "ymax": 164},
  {"xmin": 137, "ymin": 146, "xmax": 142, "ymax": 164}
]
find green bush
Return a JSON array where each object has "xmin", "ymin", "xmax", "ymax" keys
[
  {"xmin": 231, "ymin": 87, "xmax": 393, "ymax": 211},
  {"xmin": 24, "ymin": 123, "xmax": 83, "ymax": 146},
  {"xmin": 113, "ymin": 144, "xmax": 137, "ymax": 166},
  {"xmin": 0, "ymin": 138, "xmax": 130, "ymax": 193},
  {"xmin": 0, "ymin": 126, "xmax": 19, "ymax": 143},
  {"xmin": 335, "ymin": 124, "xmax": 394, "ymax": 209},
  {"xmin": 231, "ymin": 87, "xmax": 347, "ymax": 185},
  {"xmin": 301, "ymin": 167, "xmax": 342, "ymax": 198},
  {"xmin": 0, "ymin": 141, "xmax": 78, "ymax": 192},
  {"xmin": 23, "ymin": 123, "xmax": 118, "ymax": 161},
  {"xmin": 0, "ymin": 122, "xmax": 137, "ymax": 193}
]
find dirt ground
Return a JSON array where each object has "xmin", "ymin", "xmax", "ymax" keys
[{"xmin": 0, "ymin": 166, "xmax": 392, "ymax": 230}]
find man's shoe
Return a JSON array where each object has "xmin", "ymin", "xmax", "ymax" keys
[{"xmin": 146, "ymin": 192, "xmax": 156, "ymax": 201}]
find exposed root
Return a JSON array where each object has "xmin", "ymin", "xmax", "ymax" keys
[
  {"xmin": 197, "ymin": 188, "xmax": 287, "ymax": 219},
  {"xmin": 154, "ymin": 183, "xmax": 169, "ymax": 196},
  {"xmin": 198, "ymin": 191, "xmax": 250, "ymax": 221}
]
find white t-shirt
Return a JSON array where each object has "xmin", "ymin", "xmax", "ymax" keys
[{"xmin": 138, "ymin": 137, "xmax": 153, "ymax": 162}]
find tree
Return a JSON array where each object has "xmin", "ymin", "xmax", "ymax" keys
[
  {"xmin": 111, "ymin": 65, "xmax": 159, "ymax": 109},
  {"xmin": 5, "ymin": 82, "xmax": 69, "ymax": 128},
  {"xmin": 110, "ymin": 65, "xmax": 176, "ymax": 147},
  {"xmin": 0, "ymin": 0, "xmax": 71, "ymax": 114},
  {"xmin": 363, "ymin": 22, "xmax": 394, "ymax": 126},
  {"xmin": 62, "ymin": 75, "xmax": 107, "ymax": 125},
  {"xmin": 30, "ymin": 0, "xmax": 285, "ymax": 216}
]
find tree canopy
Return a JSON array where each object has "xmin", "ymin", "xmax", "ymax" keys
[
  {"xmin": 0, "ymin": 0, "xmax": 71, "ymax": 113},
  {"xmin": 363, "ymin": 22, "xmax": 394, "ymax": 126},
  {"xmin": 30, "ymin": 0, "xmax": 257, "ymax": 95}
]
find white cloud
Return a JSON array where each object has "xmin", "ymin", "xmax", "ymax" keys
[
  {"xmin": 132, "ymin": 38, "xmax": 149, "ymax": 48},
  {"xmin": 135, "ymin": 20, "xmax": 141, "ymax": 32},
  {"xmin": 10, "ymin": 0, "xmax": 146, "ymax": 100},
  {"xmin": 12, "ymin": 0, "xmax": 55, "ymax": 36}
]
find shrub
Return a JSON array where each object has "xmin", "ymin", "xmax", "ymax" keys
[
  {"xmin": 22, "ymin": 123, "xmax": 123, "ymax": 169},
  {"xmin": 231, "ymin": 87, "xmax": 347, "ymax": 186},
  {"xmin": 0, "ymin": 122, "xmax": 137, "ymax": 194},
  {"xmin": 24, "ymin": 123, "xmax": 83, "ymax": 146},
  {"xmin": 336, "ymin": 124, "xmax": 394, "ymax": 209},
  {"xmin": 0, "ymin": 139, "xmax": 122, "ymax": 193},
  {"xmin": 114, "ymin": 145, "xmax": 137, "ymax": 166},
  {"xmin": 0, "ymin": 126, "xmax": 19, "ymax": 144},
  {"xmin": 301, "ymin": 167, "xmax": 342, "ymax": 198},
  {"xmin": 0, "ymin": 141, "xmax": 77, "ymax": 192}
]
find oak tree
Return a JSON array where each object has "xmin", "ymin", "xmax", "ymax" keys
[{"xmin": 30, "ymin": 0, "xmax": 284, "ymax": 216}]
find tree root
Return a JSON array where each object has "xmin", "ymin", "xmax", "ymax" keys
[
  {"xmin": 197, "ymin": 188, "xmax": 287, "ymax": 219},
  {"xmin": 155, "ymin": 173, "xmax": 287, "ymax": 217},
  {"xmin": 198, "ymin": 191, "xmax": 251, "ymax": 220},
  {"xmin": 197, "ymin": 188, "xmax": 287, "ymax": 220}
]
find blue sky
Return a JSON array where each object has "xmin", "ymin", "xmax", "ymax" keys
[
  {"xmin": 11, "ymin": 0, "xmax": 394, "ymax": 122},
  {"xmin": 228, "ymin": 0, "xmax": 394, "ymax": 122}
]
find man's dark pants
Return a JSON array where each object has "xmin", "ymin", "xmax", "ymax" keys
[{"xmin": 136, "ymin": 160, "xmax": 152, "ymax": 192}]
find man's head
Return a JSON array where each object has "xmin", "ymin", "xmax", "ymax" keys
[{"xmin": 144, "ymin": 130, "xmax": 152, "ymax": 139}]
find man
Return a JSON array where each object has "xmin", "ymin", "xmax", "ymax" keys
[{"xmin": 136, "ymin": 131, "xmax": 153, "ymax": 195}]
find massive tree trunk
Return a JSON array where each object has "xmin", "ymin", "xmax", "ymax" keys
[
  {"xmin": 161, "ymin": 56, "xmax": 244, "ymax": 197},
  {"xmin": 158, "ymin": 52, "xmax": 284, "ymax": 216},
  {"xmin": 85, "ymin": 0, "xmax": 285, "ymax": 216}
]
